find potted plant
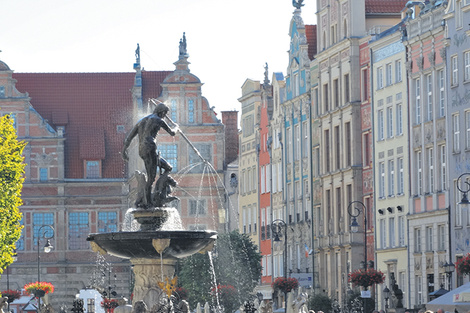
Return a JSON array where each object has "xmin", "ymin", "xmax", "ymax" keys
[
  {"xmin": 101, "ymin": 298, "xmax": 119, "ymax": 313},
  {"xmin": 1, "ymin": 290, "xmax": 21, "ymax": 303},
  {"xmin": 348, "ymin": 269, "xmax": 385, "ymax": 288},
  {"xmin": 272, "ymin": 277, "xmax": 299, "ymax": 294},
  {"xmin": 24, "ymin": 282, "xmax": 54, "ymax": 298},
  {"xmin": 456, "ymin": 253, "xmax": 470, "ymax": 276}
]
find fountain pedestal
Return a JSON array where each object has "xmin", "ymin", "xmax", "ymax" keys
[{"xmin": 131, "ymin": 258, "xmax": 177, "ymax": 307}]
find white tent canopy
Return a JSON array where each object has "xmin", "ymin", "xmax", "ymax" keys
[{"xmin": 427, "ymin": 282, "xmax": 470, "ymax": 313}]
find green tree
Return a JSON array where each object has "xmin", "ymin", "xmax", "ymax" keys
[
  {"xmin": 0, "ymin": 115, "xmax": 26, "ymax": 274},
  {"xmin": 308, "ymin": 293, "xmax": 333, "ymax": 313},
  {"xmin": 177, "ymin": 230, "xmax": 262, "ymax": 312}
]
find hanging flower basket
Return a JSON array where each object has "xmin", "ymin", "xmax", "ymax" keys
[
  {"xmin": 24, "ymin": 282, "xmax": 54, "ymax": 297},
  {"xmin": 456, "ymin": 253, "xmax": 470, "ymax": 276},
  {"xmin": 272, "ymin": 277, "xmax": 299, "ymax": 294},
  {"xmin": 348, "ymin": 269, "xmax": 385, "ymax": 288},
  {"xmin": 1, "ymin": 290, "xmax": 21, "ymax": 303}
]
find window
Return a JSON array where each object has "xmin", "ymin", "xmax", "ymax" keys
[
  {"xmin": 362, "ymin": 69, "xmax": 369, "ymax": 101},
  {"xmin": 453, "ymin": 114, "xmax": 461, "ymax": 152},
  {"xmin": 287, "ymin": 127, "xmax": 292, "ymax": 164},
  {"xmin": 427, "ymin": 74, "xmax": 433, "ymax": 121},
  {"xmin": 0, "ymin": 86, "xmax": 5, "ymax": 97},
  {"xmin": 39, "ymin": 168, "xmax": 48, "ymax": 181},
  {"xmin": 396, "ymin": 104, "xmax": 403, "ymax": 135},
  {"xmin": 398, "ymin": 158, "xmax": 404, "ymax": 194},
  {"xmin": 295, "ymin": 124, "xmax": 300, "ymax": 161},
  {"xmin": 417, "ymin": 151, "xmax": 423, "ymax": 195},
  {"xmin": 188, "ymin": 99, "xmax": 194, "ymax": 123},
  {"xmin": 386, "ymin": 63, "xmax": 392, "ymax": 86},
  {"xmin": 456, "ymin": 0, "xmax": 463, "ymax": 29},
  {"xmin": 335, "ymin": 126, "xmax": 340, "ymax": 170},
  {"xmin": 345, "ymin": 122, "xmax": 351, "ymax": 166},
  {"xmin": 428, "ymin": 148, "xmax": 434, "ymax": 193},
  {"xmin": 380, "ymin": 219, "xmax": 386, "ymax": 248},
  {"xmin": 87, "ymin": 299, "xmax": 95, "ymax": 313},
  {"xmin": 378, "ymin": 110, "xmax": 384, "ymax": 140},
  {"xmin": 68, "ymin": 212, "xmax": 89, "ymax": 250},
  {"xmin": 398, "ymin": 216, "xmax": 405, "ymax": 246},
  {"xmin": 33, "ymin": 213, "xmax": 54, "ymax": 250},
  {"xmin": 325, "ymin": 129, "xmax": 330, "ymax": 172},
  {"xmin": 16, "ymin": 218, "xmax": 25, "ymax": 251},
  {"xmin": 189, "ymin": 199, "xmax": 207, "ymax": 216},
  {"xmin": 438, "ymin": 224, "xmax": 445, "ymax": 251},
  {"xmin": 158, "ymin": 144, "xmax": 178, "ymax": 172},
  {"xmin": 170, "ymin": 99, "xmax": 178, "ymax": 122},
  {"xmin": 377, "ymin": 67, "xmax": 384, "ymax": 89},
  {"xmin": 189, "ymin": 143, "xmax": 211, "ymax": 173},
  {"xmin": 465, "ymin": 51, "xmax": 470, "ymax": 82},
  {"xmin": 389, "ymin": 217, "xmax": 395, "ymax": 247},
  {"xmin": 323, "ymin": 84, "xmax": 329, "ymax": 112},
  {"xmin": 379, "ymin": 162, "xmax": 385, "ymax": 198},
  {"xmin": 440, "ymin": 145, "xmax": 447, "ymax": 191},
  {"xmin": 302, "ymin": 122, "xmax": 308, "ymax": 158},
  {"xmin": 333, "ymin": 79, "xmax": 339, "ymax": 108},
  {"xmin": 414, "ymin": 228, "xmax": 422, "ymax": 253},
  {"xmin": 466, "ymin": 111, "xmax": 470, "ymax": 149},
  {"xmin": 387, "ymin": 107, "xmax": 393, "ymax": 138},
  {"xmin": 395, "ymin": 60, "xmax": 402, "ymax": 83},
  {"xmin": 416, "ymin": 79, "xmax": 421, "ymax": 123},
  {"xmin": 388, "ymin": 160, "xmax": 395, "ymax": 196},
  {"xmin": 98, "ymin": 212, "xmax": 117, "ymax": 233},
  {"xmin": 451, "ymin": 55, "xmax": 459, "ymax": 86},
  {"xmin": 416, "ymin": 275, "xmax": 423, "ymax": 304},
  {"xmin": 344, "ymin": 73, "xmax": 350, "ymax": 103},
  {"xmin": 426, "ymin": 226, "xmax": 433, "ymax": 251},
  {"xmin": 86, "ymin": 161, "xmax": 100, "ymax": 178},
  {"xmin": 439, "ymin": 70, "xmax": 445, "ymax": 117}
]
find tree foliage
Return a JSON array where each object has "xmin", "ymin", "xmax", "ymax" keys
[
  {"xmin": 177, "ymin": 230, "xmax": 262, "ymax": 311},
  {"xmin": 308, "ymin": 293, "xmax": 333, "ymax": 313},
  {"xmin": 0, "ymin": 115, "xmax": 26, "ymax": 274}
]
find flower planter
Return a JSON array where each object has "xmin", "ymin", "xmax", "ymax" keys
[
  {"xmin": 34, "ymin": 290, "xmax": 46, "ymax": 298},
  {"xmin": 272, "ymin": 277, "xmax": 299, "ymax": 294},
  {"xmin": 456, "ymin": 253, "xmax": 470, "ymax": 276},
  {"xmin": 24, "ymin": 282, "xmax": 54, "ymax": 297},
  {"xmin": 348, "ymin": 269, "xmax": 385, "ymax": 288}
]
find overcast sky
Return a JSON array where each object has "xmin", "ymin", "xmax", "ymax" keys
[{"xmin": 1, "ymin": 0, "xmax": 316, "ymax": 116}]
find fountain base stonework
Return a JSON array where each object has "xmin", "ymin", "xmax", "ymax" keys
[{"xmin": 87, "ymin": 208, "xmax": 216, "ymax": 310}]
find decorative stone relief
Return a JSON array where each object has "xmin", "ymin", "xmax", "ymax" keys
[
  {"xmin": 406, "ymin": 60, "xmax": 413, "ymax": 72},
  {"xmin": 424, "ymin": 123, "xmax": 433, "ymax": 144},
  {"xmin": 428, "ymin": 51, "xmax": 436, "ymax": 67},
  {"xmin": 439, "ymin": 47, "xmax": 446, "ymax": 61},
  {"xmin": 415, "ymin": 258, "xmax": 421, "ymax": 270},
  {"xmin": 413, "ymin": 128, "xmax": 422, "ymax": 147},
  {"xmin": 417, "ymin": 56, "xmax": 424, "ymax": 71},
  {"xmin": 426, "ymin": 256, "xmax": 433, "ymax": 269},
  {"xmin": 436, "ymin": 119, "xmax": 446, "ymax": 141}
]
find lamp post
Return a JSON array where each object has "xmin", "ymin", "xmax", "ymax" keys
[
  {"xmin": 457, "ymin": 173, "xmax": 470, "ymax": 206},
  {"xmin": 443, "ymin": 261, "xmax": 455, "ymax": 290},
  {"xmin": 6, "ymin": 251, "xmax": 18, "ymax": 313},
  {"xmin": 348, "ymin": 200, "xmax": 368, "ymax": 313},
  {"xmin": 37, "ymin": 225, "xmax": 54, "ymax": 312},
  {"xmin": 271, "ymin": 219, "xmax": 287, "ymax": 312},
  {"xmin": 383, "ymin": 286, "xmax": 390, "ymax": 312}
]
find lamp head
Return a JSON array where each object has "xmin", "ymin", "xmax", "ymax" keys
[
  {"xmin": 350, "ymin": 217, "xmax": 360, "ymax": 233},
  {"xmin": 44, "ymin": 240, "xmax": 53, "ymax": 253},
  {"xmin": 383, "ymin": 286, "xmax": 390, "ymax": 300}
]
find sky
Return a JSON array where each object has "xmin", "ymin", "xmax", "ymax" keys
[{"xmin": 0, "ymin": 0, "xmax": 316, "ymax": 117}]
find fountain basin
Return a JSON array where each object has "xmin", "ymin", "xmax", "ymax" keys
[{"xmin": 87, "ymin": 230, "xmax": 217, "ymax": 259}]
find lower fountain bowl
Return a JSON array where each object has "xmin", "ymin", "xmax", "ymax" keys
[{"xmin": 87, "ymin": 230, "xmax": 217, "ymax": 259}]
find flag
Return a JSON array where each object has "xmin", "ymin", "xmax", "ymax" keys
[{"xmin": 304, "ymin": 244, "xmax": 309, "ymax": 258}]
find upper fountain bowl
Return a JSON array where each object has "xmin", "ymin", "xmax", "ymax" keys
[{"xmin": 87, "ymin": 230, "xmax": 217, "ymax": 260}]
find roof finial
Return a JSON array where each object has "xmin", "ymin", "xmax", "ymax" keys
[
  {"xmin": 135, "ymin": 43, "xmax": 140, "ymax": 64},
  {"xmin": 263, "ymin": 63, "xmax": 270, "ymax": 86},
  {"xmin": 178, "ymin": 32, "xmax": 188, "ymax": 59},
  {"xmin": 293, "ymin": 0, "xmax": 304, "ymax": 9}
]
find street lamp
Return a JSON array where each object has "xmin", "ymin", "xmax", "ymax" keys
[
  {"xmin": 383, "ymin": 286, "xmax": 390, "ymax": 312},
  {"xmin": 348, "ymin": 200, "xmax": 368, "ymax": 313},
  {"xmin": 443, "ymin": 261, "xmax": 455, "ymax": 290},
  {"xmin": 457, "ymin": 173, "xmax": 470, "ymax": 206},
  {"xmin": 37, "ymin": 225, "xmax": 54, "ymax": 312},
  {"xmin": 271, "ymin": 219, "xmax": 287, "ymax": 312}
]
